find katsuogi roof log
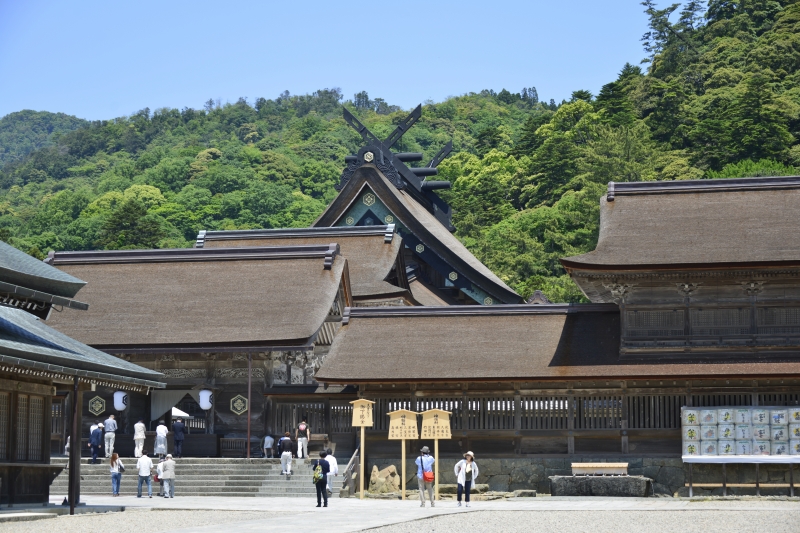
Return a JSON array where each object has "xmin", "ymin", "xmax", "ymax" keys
[
  {"xmin": 46, "ymin": 245, "xmax": 350, "ymax": 353},
  {"xmin": 316, "ymin": 305, "xmax": 800, "ymax": 383},
  {"xmin": 561, "ymin": 176, "xmax": 800, "ymax": 271}
]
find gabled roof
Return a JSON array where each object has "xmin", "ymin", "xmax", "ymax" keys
[
  {"xmin": 46, "ymin": 246, "xmax": 350, "ymax": 353},
  {"xmin": 561, "ymin": 176, "xmax": 800, "ymax": 271},
  {"xmin": 196, "ymin": 226, "xmax": 408, "ymax": 300},
  {"xmin": 0, "ymin": 240, "xmax": 85, "ymax": 298},
  {"xmin": 316, "ymin": 304, "xmax": 800, "ymax": 383},
  {"xmin": 0, "ymin": 305, "xmax": 164, "ymax": 388},
  {"xmin": 314, "ymin": 166, "xmax": 522, "ymax": 304}
]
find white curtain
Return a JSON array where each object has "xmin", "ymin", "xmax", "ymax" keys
[{"xmin": 151, "ymin": 390, "xmax": 201, "ymax": 421}]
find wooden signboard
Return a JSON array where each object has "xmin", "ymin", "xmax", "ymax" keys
[
  {"xmin": 420, "ymin": 409, "xmax": 451, "ymax": 501},
  {"xmin": 388, "ymin": 409, "xmax": 419, "ymax": 500},
  {"xmin": 349, "ymin": 399, "xmax": 375, "ymax": 499}
]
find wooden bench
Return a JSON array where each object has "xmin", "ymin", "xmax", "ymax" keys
[{"xmin": 571, "ymin": 463, "xmax": 629, "ymax": 476}]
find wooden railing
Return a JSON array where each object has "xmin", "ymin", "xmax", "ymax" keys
[
  {"xmin": 185, "ymin": 418, "xmax": 206, "ymax": 432},
  {"xmin": 220, "ymin": 438, "xmax": 247, "ymax": 458},
  {"xmin": 341, "ymin": 447, "xmax": 359, "ymax": 497}
]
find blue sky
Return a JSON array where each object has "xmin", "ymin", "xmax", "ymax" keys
[{"xmin": 0, "ymin": 0, "xmax": 651, "ymax": 120}]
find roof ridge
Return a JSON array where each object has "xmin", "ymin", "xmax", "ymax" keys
[
  {"xmin": 344, "ymin": 303, "xmax": 617, "ymax": 322},
  {"xmin": 196, "ymin": 225, "xmax": 396, "ymax": 248},
  {"xmin": 608, "ymin": 176, "xmax": 800, "ymax": 200},
  {"xmin": 48, "ymin": 244, "xmax": 342, "ymax": 269}
]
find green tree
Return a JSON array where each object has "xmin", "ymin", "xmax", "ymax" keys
[{"xmin": 97, "ymin": 198, "xmax": 166, "ymax": 249}]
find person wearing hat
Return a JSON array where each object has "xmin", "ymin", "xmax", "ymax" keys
[
  {"xmin": 454, "ymin": 451, "xmax": 479, "ymax": 507},
  {"xmin": 88, "ymin": 422, "xmax": 104, "ymax": 464},
  {"xmin": 161, "ymin": 454, "xmax": 176, "ymax": 498},
  {"xmin": 415, "ymin": 445, "xmax": 435, "ymax": 507}
]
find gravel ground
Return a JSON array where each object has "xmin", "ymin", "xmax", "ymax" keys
[
  {"xmin": 0, "ymin": 510, "xmax": 287, "ymax": 533},
  {"xmin": 365, "ymin": 510, "xmax": 800, "ymax": 533}
]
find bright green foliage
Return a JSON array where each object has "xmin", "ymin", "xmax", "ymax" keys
[
  {"xmin": 2, "ymin": 3, "xmax": 800, "ymax": 303},
  {"xmin": 0, "ymin": 111, "xmax": 88, "ymax": 169}
]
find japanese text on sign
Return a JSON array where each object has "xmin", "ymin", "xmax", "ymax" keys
[
  {"xmin": 388, "ymin": 410, "xmax": 418, "ymax": 440},
  {"xmin": 350, "ymin": 399, "xmax": 374, "ymax": 427},
  {"xmin": 420, "ymin": 410, "xmax": 451, "ymax": 439}
]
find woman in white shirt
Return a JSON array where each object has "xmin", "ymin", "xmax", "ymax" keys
[
  {"xmin": 453, "ymin": 451, "xmax": 479, "ymax": 507},
  {"xmin": 155, "ymin": 420, "xmax": 168, "ymax": 458},
  {"xmin": 109, "ymin": 453, "xmax": 125, "ymax": 496}
]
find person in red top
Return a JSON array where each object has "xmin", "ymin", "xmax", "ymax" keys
[{"xmin": 295, "ymin": 417, "xmax": 310, "ymax": 459}]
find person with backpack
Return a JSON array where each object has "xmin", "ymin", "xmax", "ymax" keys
[
  {"xmin": 295, "ymin": 417, "xmax": 310, "ymax": 459},
  {"xmin": 453, "ymin": 451, "xmax": 479, "ymax": 507},
  {"xmin": 415, "ymin": 445, "xmax": 435, "ymax": 507},
  {"xmin": 312, "ymin": 450, "xmax": 330, "ymax": 508},
  {"xmin": 278, "ymin": 432, "xmax": 294, "ymax": 475}
]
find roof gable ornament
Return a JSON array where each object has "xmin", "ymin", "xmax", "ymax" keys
[{"xmin": 526, "ymin": 290, "xmax": 553, "ymax": 305}]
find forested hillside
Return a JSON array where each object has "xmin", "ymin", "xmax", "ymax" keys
[
  {"xmin": 1, "ymin": 1, "xmax": 799, "ymax": 302},
  {"xmin": 0, "ymin": 110, "xmax": 88, "ymax": 169}
]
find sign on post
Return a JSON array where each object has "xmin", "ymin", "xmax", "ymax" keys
[
  {"xmin": 420, "ymin": 409, "xmax": 451, "ymax": 501},
  {"xmin": 350, "ymin": 399, "xmax": 375, "ymax": 499},
  {"xmin": 388, "ymin": 409, "xmax": 419, "ymax": 500}
]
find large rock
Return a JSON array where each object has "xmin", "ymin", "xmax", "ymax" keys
[
  {"xmin": 549, "ymin": 476, "xmax": 650, "ymax": 497},
  {"xmin": 368, "ymin": 465, "xmax": 400, "ymax": 494}
]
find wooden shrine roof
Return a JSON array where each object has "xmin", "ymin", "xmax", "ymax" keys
[
  {"xmin": 561, "ymin": 176, "xmax": 800, "ymax": 271},
  {"xmin": 0, "ymin": 305, "xmax": 164, "ymax": 388},
  {"xmin": 1, "ymin": 240, "xmax": 85, "ymax": 298},
  {"xmin": 316, "ymin": 305, "xmax": 800, "ymax": 382},
  {"xmin": 196, "ymin": 226, "xmax": 408, "ymax": 300},
  {"xmin": 313, "ymin": 166, "xmax": 522, "ymax": 304},
  {"xmin": 46, "ymin": 246, "xmax": 350, "ymax": 353}
]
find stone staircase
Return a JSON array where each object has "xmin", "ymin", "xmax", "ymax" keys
[{"xmin": 49, "ymin": 457, "xmax": 343, "ymax": 498}]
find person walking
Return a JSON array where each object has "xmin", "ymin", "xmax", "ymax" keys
[
  {"xmin": 155, "ymin": 420, "xmax": 168, "ymax": 459},
  {"xmin": 295, "ymin": 417, "xmax": 310, "ymax": 459},
  {"xmin": 104, "ymin": 414, "xmax": 118, "ymax": 458},
  {"xmin": 312, "ymin": 451, "xmax": 330, "ymax": 508},
  {"xmin": 172, "ymin": 418, "xmax": 186, "ymax": 458},
  {"xmin": 325, "ymin": 448, "xmax": 338, "ymax": 496},
  {"xmin": 262, "ymin": 434, "xmax": 274, "ymax": 458},
  {"xmin": 415, "ymin": 445, "xmax": 435, "ymax": 507},
  {"xmin": 134, "ymin": 419, "xmax": 146, "ymax": 458},
  {"xmin": 161, "ymin": 454, "xmax": 176, "ymax": 498},
  {"xmin": 88, "ymin": 422, "xmax": 104, "ymax": 464},
  {"xmin": 136, "ymin": 451, "xmax": 154, "ymax": 498},
  {"xmin": 278, "ymin": 432, "xmax": 293, "ymax": 475},
  {"xmin": 109, "ymin": 453, "xmax": 124, "ymax": 496},
  {"xmin": 454, "ymin": 451, "xmax": 479, "ymax": 508},
  {"xmin": 156, "ymin": 456, "xmax": 165, "ymax": 496}
]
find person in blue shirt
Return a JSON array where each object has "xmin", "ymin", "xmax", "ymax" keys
[
  {"xmin": 88, "ymin": 423, "xmax": 104, "ymax": 464},
  {"xmin": 415, "ymin": 445, "xmax": 435, "ymax": 507}
]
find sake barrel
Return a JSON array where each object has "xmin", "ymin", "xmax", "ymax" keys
[
  {"xmin": 700, "ymin": 425, "xmax": 718, "ymax": 440},
  {"xmin": 735, "ymin": 440, "xmax": 752, "ymax": 455},
  {"xmin": 752, "ymin": 424, "xmax": 770, "ymax": 440},
  {"xmin": 718, "ymin": 440, "xmax": 736, "ymax": 455},
  {"xmin": 682, "ymin": 441, "xmax": 701, "ymax": 456},
  {"xmin": 682, "ymin": 426, "xmax": 700, "ymax": 441},
  {"xmin": 735, "ymin": 424, "xmax": 751, "ymax": 440},
  {"xmin": 717, "ymin": 408, "xmax": 735, "ymax": 424},
  {"xmin": 735, "ymin": 408, "xmax": 751, "ymax": 425},
  {"xmin": 700, "ymin": 410, "xmax": 718, "ymax": 425},
  {"xmin": 790, "ymin": 409, "xmax": 800, "ymax": 423},
  {"xmin": 700, "ymin": 441, "xmax": 718, "ymax": 455},
  {"xmin": 771, "ymin": 425, "xmax": 788, "ymax": 441},
  {"xmin": 753, "ymin": 440, "xmax": 771, "ymax": 455},
  {"xmin": 718, "ymin": 424, "xmax": 735, "ymax": 439},
  {"xmin": 771, "ymin": 441, "xmax": 789, "ymax": 455},
  {"xmin": 770, "ymin": 410, "xmax": 788, "ymax": 426},
  {"xmin": 789, "ymin": 424, "xmax": 800, "ymax": 439},
  {"xmin": 682, "ymin": 409, "xmax": 700, "ymax": 426},
  {"xmin": 751, "ymin": 409, "xmax": 769, "ymax": 425},
  {"xmin": 790, "ymin": 440, "xmax": 800, "ymax": 455}
]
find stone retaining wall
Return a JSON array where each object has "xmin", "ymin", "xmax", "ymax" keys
[{"xmin": 367, "ymin": 456, "xmax": 797, "ymax": 497}]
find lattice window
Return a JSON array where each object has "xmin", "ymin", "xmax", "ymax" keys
[
  {"xmin": 627, "ymin": 395, "xmax": 684, "ymax": 429},
  {"xmin": 625, "ymin": 310, "xmax": 684, "ymax": 337},
  {"xmin": 417, "ymin": 398, "xmax": 462, "ymax": 431},
  {"xmin": 520, "ymin": 396, "xmax": 569, "ymax": 430},
  {"xmin": 758, "ymin": 393, "xmax": 800, "ymax": 406},
  {"xmin": 16, "ymin": 394, "xmax": 28, "ymax": 461},
  {"xmin": 28, "ymin": 396, "xmax": 43, "ymax": 461},
  {"xmin": 690, "ymin": 308, "xmax": 750, "ymax": 336},
  {"xmin": 757, "ymin": 308, "xmax": 800, "ymax": 335},
  {"xmin": 373, "ymin": 398, "xmax": 411, "ymax": 431},
  {"xmin": 466, "ymin": 396, "xmax": 514, "ymax": 431},
  {"xmin": 690, "ymin": 394, "xmax": 752, "ymax": 407},
  {"xmin": 329, "ymin": 402, "xmax": 352, "ymax": 432},
  {"xmin": 0, "ymin": 393, "xmax": 8, "ymax": 460},
  {"xmin": 575, "ymin": 395, "xmax": 622, "ymax": 429},
  {"xmin": 273, "ymin": 402, "xmax": 325, "ymax": 434}
]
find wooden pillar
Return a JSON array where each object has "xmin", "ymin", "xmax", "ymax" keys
[
  {"xmin": 567, "ymin": 390, "xmax": 575, "ymax": 455},
  {"xmin": 401, "ymin": 438, "xmax": 406, "ymax": 500},
  {"xmin": 514, "ymin": 391, "xmax": 522, "ymax": 455},
  {"xmin": 620, "ymin": 383, "xmax": 629, "ymax": 454},
  {"xmin": 434, "ymin": 438, "xmax": 439, "ymax": 501},
  {"xmin": 247, "ymin": 353, "xmax": 252, "ymax": 459},
  {"xmin": 359, "ymin": 426, "xmax": 365, "ymax": 499},
  {"xmin": 68, "ymin": 377, "xmax": 80, "ymax": 515},
  {"xmin": 43, "ymin": 392, "xmax": 53, "ymax": 466}
]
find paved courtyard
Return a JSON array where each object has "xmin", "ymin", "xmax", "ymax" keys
[{"xmin": 0, "ymin": 496, "xmax": 799, "ymax": 533}]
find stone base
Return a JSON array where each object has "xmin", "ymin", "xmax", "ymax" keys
[
  {"xmin": 549, "ymin": 475, "xmax": 650, "ymax": 497},
  {"xmin": 513, "ymin": 489, "xmax": 537, "ymax": 497}
]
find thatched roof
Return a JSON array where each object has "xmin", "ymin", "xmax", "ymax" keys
[
  {"xmin": 1, "ymin": 240, "xmax": 85, "ymax": 298},
  {"xmin": 0, "ymin": 305, "xmax": 164, "ymax": 388},
  {"xmin": 197, "ymin": 226, "xmax": 408, "ymax": 300},
  {"xmin": 562, "ymin": 177, "xmax": 800, "ymax": 271},
  {"xmin": 316, "ymin": 305, "xmax": 800, "ymax": 382},
  {"xmin": 314, "ymin": 166, "xmax": 522, "ymax": 304},
  {"xmin": 47, "ymin": 246, "xmax": 349, "ymax": 353}
]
